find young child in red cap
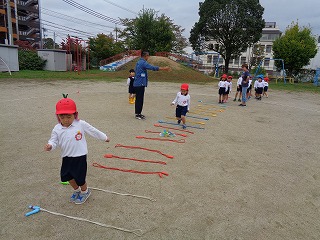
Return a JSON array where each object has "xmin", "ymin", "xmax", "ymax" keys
[
  {"xmin": 44, "ymin": 97, "xmax": 110, "ymax": 204},
  {"xmin": 218, "ymin": 74, "xmax": 228, "ymax": 103},
  {"xmin": 171, "ymin": 83, "xmax": 190, "ymax": 129}
]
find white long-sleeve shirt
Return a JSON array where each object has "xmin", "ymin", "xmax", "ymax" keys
[
  {"xmin": 172, "ymin": 92, "xmax": 190, "ymax": 110},
  {"xmin": 218, "ymin": 80, "xmax": 227, "ymax": 88},
  {"xmin": 237, "ymin": 77, "xmax": 243, "ymax": 86},
  {"xmin": 48, "ymin": 119, "xmax": 108, "ymax": 157}
]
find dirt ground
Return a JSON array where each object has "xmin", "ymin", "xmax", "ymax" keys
[{"xmin": 1, "ymin": 78, "xmax": 320, "ymax": 240}]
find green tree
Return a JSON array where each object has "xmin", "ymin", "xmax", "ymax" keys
[
  {"xmin": 119, "ymin": 9, "xmax": 187, "ymax": 54},
  {"xmin": 88, "ymin": 34, "xmax": 125, "ymax": 67},
  {"xmin": 272, "ymin": 22, "xmax": 318, "ymax": 76},
  {"xmin": 43, "ymin": 38, "xmax": 60, "ymax": 49},
  {"xmin": 190, "ymin": 0, "xmax": 265, "ymax": 73}
]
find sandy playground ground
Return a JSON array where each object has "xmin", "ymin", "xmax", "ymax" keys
[{"xmin": 0, "ymin": 78, "xmax": 320, "ymax": 240}]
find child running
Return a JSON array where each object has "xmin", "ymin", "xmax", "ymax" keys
[
  {"xmin": 171, "ymin": 83, "xmax": 190, "ymax": 129},
  {"xmin": 44, "ymin": 97, "xmax": 110, "ymax": 204},
  {"xmin": 126, "ymin": 69, "xmax": 136, "ymax": 104}
]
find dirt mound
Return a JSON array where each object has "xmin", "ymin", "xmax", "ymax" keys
[{"xmin": 147, "ymin": 56, "xmax": 183, "ymax": 71}]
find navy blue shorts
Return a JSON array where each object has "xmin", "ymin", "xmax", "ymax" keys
[
  {"xmin": 257, "ymin": 87, "xmax": 263, "ymax": 94},
  {"xmin": 219, "ymin": 87, "xmax": 226, "ymax": 95},
  {"xmin": 264, "ymin": 86, "xmax": 268, "ymax": 92},
  {"xmin": 237, "ymin": 85, "xmax": 242, "ymax": 92},
  {"xmin": 61, "ymin": 155, "xmax": 87, "ymax": 186},
  {"xmin": 176, "ymin": 105, "xmax": 188, "ymax": 118}
]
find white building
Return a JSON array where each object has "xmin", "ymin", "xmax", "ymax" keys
[{"xmin": 198, "ymin": 22, "xmax": 282, "ymax": 75}]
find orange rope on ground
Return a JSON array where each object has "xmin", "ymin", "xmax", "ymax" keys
[
  {"xmin": 92, "ymin": 163, "xmax": 169, "ymax": 178},
  {"xmin": 104, "ymin": 154, "xmax": 166, "ymax": 165},
  {"xmin": 153, "ymin": 124, "xmax": 194, "ymax": 134},
  {"xmin": 115, "ymin": 144, "xmax": 174, "ymax": 159}
]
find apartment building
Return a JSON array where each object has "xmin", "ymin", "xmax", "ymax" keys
[
  {"xmin": 199, "ymin": 22, "xmax": 282, "ymax": 75},
  {"xmin": 0, "ymin": 0, "xmax": 40, "ymax": 47}
]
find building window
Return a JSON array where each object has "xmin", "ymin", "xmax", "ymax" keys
[
  {"xmin": 213, "ymin": 56, "xmax": 219, "ymax": 65},
  {"xmin": 264, "ymin": 58, "xmax": 270, "ymax": 66},
  {"xmin": 207, "ymin": 55, "xmax": 212, "ymax": 64},
  {"xmin": 240, "ymin": 57, "xmax": 246, "ymax": 64},
  {"xmin": 266, "ymin": 45, "xmax": 272, "ymax": 53},
  {"xmin": 234, "ymin": 57, "xmax": 240, "ymax": 65}
]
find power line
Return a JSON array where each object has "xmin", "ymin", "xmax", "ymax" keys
[
  {"xmin": 41, "ymin": 7, "xmax": 116, "ymax": 30},
  {"xmin": 101, "ymin": 0, "xmax": 138, "ymax": 15},
  {"xmin": 61, "ymin": 0, "xmax": 122, "ymax": 25},
  {"xmin": 42, "ymin": 20, "xmax": 95, "ymax": 37}
]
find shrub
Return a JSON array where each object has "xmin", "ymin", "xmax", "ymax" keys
[{"xmin": 18, "ymin": 50, "xmax": 47, "ymax": 70}]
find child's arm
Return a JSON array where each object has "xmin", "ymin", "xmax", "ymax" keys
[
  {"xmin": 45, "ymin": 129, "xmax": 58, "ymax": 151},
  {"xmin": 126, "ymin": 78, "xmax": 130, "ymax": 86},
  {"xmin": 82, "ymin": 120, "xmax": 109, "ymax": 142},
  {"xmin": 171, "ymin": 92, "xmax": 179, "ymax": 106}
]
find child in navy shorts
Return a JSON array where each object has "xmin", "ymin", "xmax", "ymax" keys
[
  {"xmin": 218, "ymin": 74, "xmax": 227, "ymax": 103},
  {"xmin": 171, "ymin": 83, "xmax": 190, "ymax": 129},
  {"xmin": 44, "ymin": 97, "xmax": 110, "ymax": 204},
  {"xmin": 126, "ymin": 69, "xmax": 136, "ymax": 104}
]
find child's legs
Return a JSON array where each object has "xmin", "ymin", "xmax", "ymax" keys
[{"xmin": 180, "ymin": 106, "xmax": 188, "ymax": 124}]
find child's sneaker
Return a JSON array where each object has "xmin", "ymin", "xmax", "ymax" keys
[
  {"xmin": 233, "ymin": 98, "xmax": 236, "ymax": 101},
  {"xmin": 238, "ymin": 99, "xmax": 241, "ymax": 102},
  {"xmin": 177, "ymin": 119, "xmax": 181, "ymax": 124},
  {"xmin": 135, "ymin": 114, "xmax": 142, "ymax": 120},
  {"xmin": 182, "ymin": 124, "xmax": 186, "ymax": 129},
  {"xmin": 75, "ymin": 189, "xmax": 91, "ymax": 204},
  {"xmin": 70, "ymin": 190, "xmax": 81, "ymax": 203}
]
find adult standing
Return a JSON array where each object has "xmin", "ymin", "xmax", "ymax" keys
[
  {"xmin": 239, "ymin": 63, "xmax": 250, "ymax": 106},
  {"xmin": 133, "ymin": 51, "xmax": 170, "ymax": 119}
]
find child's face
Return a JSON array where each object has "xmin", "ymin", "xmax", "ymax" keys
[
  {"xmin": 181, "ymin": 89, "xmax": 188, "ymax": 95},
  {"xmin": 58, "ymin": 114, "xmax": 75, "ymax": 127},
  {"xmin": 130, "ymin": 72, "xmax": 135, "ymax": 77}
]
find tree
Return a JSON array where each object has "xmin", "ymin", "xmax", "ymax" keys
[
  {"xmin": 18, "ymin": 50, "xmax": 47, "ymax": 70},
  {"xmin": 272, "ymin": 22, "xmax": 318, "ymax": 76},
  {"xmin": 88, "ymin": 34, "xmax": 125, "ymax": 67},
  {"xmin": 189, "ymin": 0, "xmax": 265, "ymax": 73},
  {"xmin": 43, "ymin": 38, "xmax": 60, "ymax": 49},
  {"xmin": 119, "ymin": 9, "xmax": 187, "ymax": 54}
]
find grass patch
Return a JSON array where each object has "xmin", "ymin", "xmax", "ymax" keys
[{"xmin": 269, "ymin": 81, "xmax": 320, "ymax": 93}]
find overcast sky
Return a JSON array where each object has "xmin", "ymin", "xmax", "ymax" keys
[{"xmin": 41, "ymin": 0, "xmax": 320, "ymax": 44}]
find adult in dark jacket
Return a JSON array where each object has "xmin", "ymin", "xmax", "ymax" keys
[{"xmin": 134, "ymin": 51, "xmax": 170, "ymax": 119}]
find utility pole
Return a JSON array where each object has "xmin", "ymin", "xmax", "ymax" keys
[
  {"xmin": 6, "ymin": 0, "xmax": 14, "ymax": 45},
  {"xmin": 53, "ymin": 32, "xmax": 56, "ymax": 49}
]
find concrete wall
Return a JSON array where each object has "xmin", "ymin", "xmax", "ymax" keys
[
  {"xmin": 0, "ymin": 44, "xmax": 19, "ymax": 72},
  {"xmin": 37, "ymin": 49, "xmax": 67, "ymax": 71}
]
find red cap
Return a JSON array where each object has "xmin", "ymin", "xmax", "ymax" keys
[
  {"xmin": 264, "ymin": 77, "xmax": 269, "ymax": 82},
  {"xmin": 181, "ymin": 83, "xmax": 189, "ymax": 91},
  {"xmin": 221, "ymin": 74, "xmax": 227, "ymax": 79},
  {"xmin": 228, "ymin": 75, "xmax": 233, "ymax": 79},
  {"xmin": 56, "ymin": 98, "xmax": 77, "ymax": 114}
]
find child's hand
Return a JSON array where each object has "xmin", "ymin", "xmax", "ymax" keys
[
  {"xmin": 170, "ymin": 103, "xmax": 174, "ymax": 106},
  {"xmin": 44, "ymin": 144, "xmax": 52, "ymax": 151},
  {"xmin": 105, "ymin": 137, "xmax": 110, "ymax": 142}
]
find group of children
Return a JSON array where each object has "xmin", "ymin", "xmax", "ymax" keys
[
  {"xmin": 217, "ymin": 74, "xmax": 233, "ymax": 103},
  {"xmin": 225, "ymin": 75, "xmax": 269, "ymax": 102}
]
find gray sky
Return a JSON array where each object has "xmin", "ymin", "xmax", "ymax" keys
[{"xmin": 41, "ymin": 0, "xmax": 320, "ymax": 43}]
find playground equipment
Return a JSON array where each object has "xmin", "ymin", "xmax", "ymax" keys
[
  {"xmin": 314, "ymin": 68, "xmax": 320, "ymax": 86},
  {"xmin": 0, "ymin": 57, "xmax": 12, "ymax": 75},
  {"xmin": 255, "ymin": 58, "xmax": 286, "ymax": 83}
]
